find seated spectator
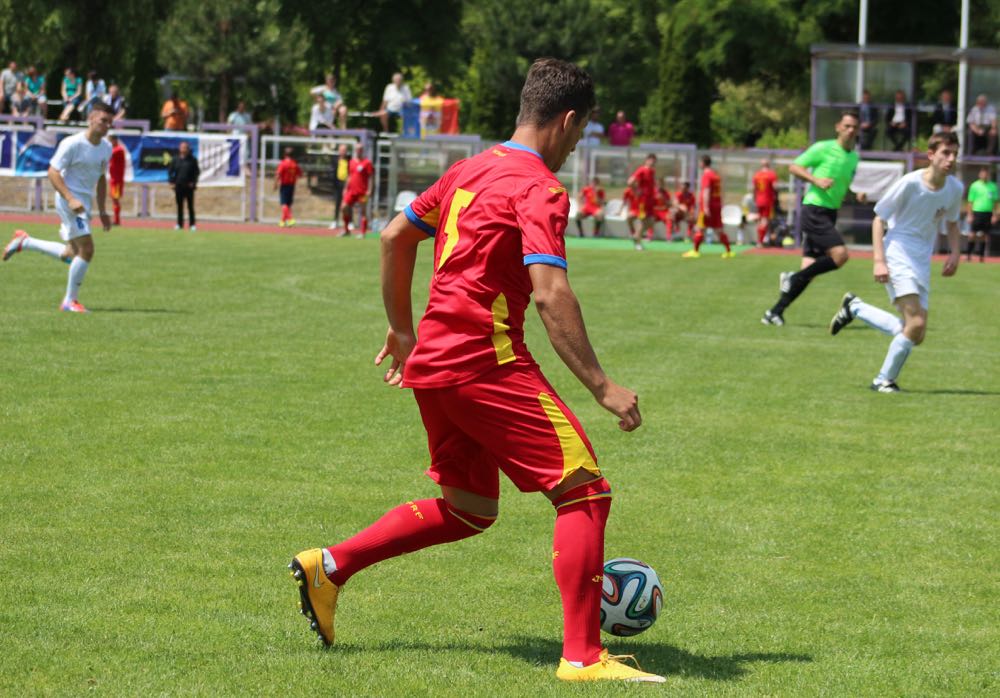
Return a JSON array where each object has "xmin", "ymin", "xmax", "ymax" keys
[
  {"xmin": 227, "ymin": 100, "xmax": 252, "ymax": 128},
  {"xmin": 83, "ymin": 70, "xmax": 107, "ymax": 115},
  {"xmin": 0, "ymin": 61, "xmax": 21, "ymax": 113},
  {"xmin": 309, "ymin": 74, "xmax": 347, "ymax": 129},
  {"xmin": 309, "ymin": 93, "xmax": 334, "ymax": 131},
  {"xmin": 10, "ymin": 81, "xmax": 30, "ymax": 116},
  {"xmin": 103, "ymin": 83, "xmax": 127, "ymax": 120},
  {"xmin": 378, "ymin": 72, "xmax": 411, "ymax": 133},
  {"xmin": 59, "ymin": 68, "xmax": 84, "ymax": 121},
  {"xmin": 885, "ymin": 90, "xmax": 912, "ymax": 151},
  {"xmin": 608, "ymin": 110, "xmax": 634, "ymax": 146},
  {"xmin": 931, "ymin": 89, "xmax": 957, "ymax": 134},
  {"xmin": 23, "ymin": 65, "xmax": 46, "ymax": 116},
  {"xmin": 967, "ymin": 93, "xmax": 998, "ymax": 155},
  {"xmin": 161, "ymin": 92, "xmax": 189, "ymax": 131},
  {"xmin": 582, "ymin": 108, "xmax": 604, "ymax": 146},
  {"xmin": 857, "ymin": 89, "xmax": 878, "ymax": 149}
]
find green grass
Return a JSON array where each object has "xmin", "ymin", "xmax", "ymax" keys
[{"xmin": 1, "ymin": 226, "xmax": 997, "ymax": 695}]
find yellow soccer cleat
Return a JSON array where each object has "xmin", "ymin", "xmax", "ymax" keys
[
  {"xmin": 556, "ymin": 649, "xmax": 666, "ymax": 683},
  {"xmin": 289, "ymin": 548, "xmax": 340, "ymax": 646},
  {"xmin": 721, "ymin": 250, "xmax": 737, "ymax": 258},
  {"xmin": 681, "ymin": 250, "xmax": 700, "ymax": 258}
]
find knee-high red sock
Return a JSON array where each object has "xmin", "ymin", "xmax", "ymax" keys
[
  {"xmin": 113, "ymin": 201, "xmax": 121, "ymax": 225},
  {"xmin": 326, "ymin": 498, "xmax": 494, "ymax": 587},
  {"xmin": 343, "ymin": 209, "xmax": 352, "ymax": 229},
  {"xmin": 719, "ymin": 231, "xmax": 731, "ymax": 252},
  {"xmin": 360, "ymin": 216, "xmax": 369, "ymax": 234},
  {"xmin": 281, "ymin": 205, "xmax": 290, "ymax": 222},
  {"xmin": 552, "ymin": 478, "xmax": 612, "ymax": 665},
  {"xmin": 693, "ymin": 230, "xmax": 705, "ymax": 252},
  {"xmin": 757, "ymin": 221, "xmax": 768, "ymax": 245}
]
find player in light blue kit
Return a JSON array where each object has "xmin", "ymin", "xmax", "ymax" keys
[
  {"xmin": 2, "ymin": 101, "xmax": 114, "ymax": 313},
  {"xmin": 828, "ymin": 132, "xmax": 963, "ymax": 392}
]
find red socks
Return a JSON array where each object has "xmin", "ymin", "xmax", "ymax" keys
[
  {"xmin": 693, "ymin": 230, "xmax": 705, "ymax": 252},
  {"xmin": 719, "ymin": 232, "xmax": 731, "ymax": 252},
  {"xmin": 281, "ymin": 205, "xmax": 290, "ymax": 222},
  {"xmin": 360, "ymin": 216, "xmax": 369, "ymax": 234},
  {"xmin": 112, "ymin": 201, "xmax": 121, "ymax": 225},
  {"xmin": 551, "ymin": 478, "xmax": 612, "ymax": 665},
  {"xmin": 343, "ymin": 210, "xmax": 352, "ymax": 229},
  {"xmin": 757, "ymin": 221, "xmax": 768, "ymax": 245},
  {"xmin": 325, "ymin": 498, "xmax": 494, "ymax": 587}
]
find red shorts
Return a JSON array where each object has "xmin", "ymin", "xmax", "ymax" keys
[
  {"xmin": 343, "ymin": 190, "xmax": 368, "ymax": 206},
  {"xmin": 580, "ymin": 204, "xmax": 602, "ymax": 218},
  {"xmin": 653, "ymin": 209, "xmax": 670, "ymax": 223},
  {"xmin": 413, "ymin": 364, "xmax": 601, "ymax": 499},
  {"xmin": 756, "ymin": 201, "xmax": 774, "ymax": 219},
  {"xmin": 699, "ymin": 207, "xmax": 722, "ymax": 229},
  {"xmin": 110, "ymin": 180, "xmax": 124, "ymax": 199}
]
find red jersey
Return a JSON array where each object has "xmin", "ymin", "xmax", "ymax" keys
[
  {"xmin": 276, "ymin": 158, "xmax": 303, "ymax": 185},
  {"xmin": 699, "ymin": 167, "xmax": 722, "ymax": 211},
  {"xmin": 622, "ymin": 188, "xmax": 644, "ymax": 217},
  {"xmin": 653, "ymin": 187, "xmax": 671, "ymax": 212},
  {"xmin": 109, "ymin": 144, "xmax": 126, "ymax": 183},
  {"xmin": 630, "ymin": 165, "xmax": 656, "ymax": 199},
  {"xmin": 674, "ymin": 189, "xmax": 695, "ymax": 210},
  {"xmin": 752, "ymin": 168, "xmax": 778, "ymax": 206},
  {"xmin": 580, "ymin": 185, "xmax": 604, "ymax": 208},
  {"xmin": 402, "ymin": 141, "xmax": 568, "ymax": 389},
  {"xmin": 346, "ymin": 158, "xmax": 373, "ymax": 196}
]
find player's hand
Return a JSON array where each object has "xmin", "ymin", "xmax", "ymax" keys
[
  {"xmin": 68, "ymin": 197, "xmax": 84, "ymax": 214},
  {"xmin": 814, "ymin": 177, "xmax": 834, "ymax": 190},
  {"xmin": 942, "ymin": 254, "xmax": 960, "ymax": 277},
  {"xmin": 967, "ymin": 212, "xmax": 974, "ymax": 223},
  {"xmin": 595, "ymin": 380, "xmax": 641, "ymax": 432},
  {"xmin": 873, "ymin": 260, "xmax": 889, "ymax": 284},
  {"xmin": 375, "ymin": 327, "xmax": 416, "ymax": 388},
  {"xmin": 99, "ymin": 212, "xmax": 112, "ymax": 231}
]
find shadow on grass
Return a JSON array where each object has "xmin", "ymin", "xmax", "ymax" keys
[
  {"xmin": 89, "ymin": 307, "xmax": 189, "ymax": 314},
  {"xmin": 903, "ymin": 388, "xmax": 1000, "ymax": 396},
  {"xmin": 333, "ymin": 635, "xmax": 812, "ymax": 681}
]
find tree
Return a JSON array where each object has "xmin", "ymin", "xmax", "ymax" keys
[{"xmin": 653, "ymin": 12, "xmax": 712, "ymax": 145}]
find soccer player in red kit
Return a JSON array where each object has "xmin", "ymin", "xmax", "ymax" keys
[
  {"xmin": 673, "ymin": 180, "xmax": 695, "ymax": 237},
  {"xmin": 342, "ymin": 143, "xmax": 374, "ymax": 237},
  {"xmin": 108, "ymin": 134, "xmax": 126, "ymax": 226},
  {"xmin": 652, "ymin": 176, "xmax": 674, "ymax": 239},
  {"xmin": 622, "ymin": 180, "xmax": 647, "ymax": 250},
  {"xmin": 575, "ymin": 175, "xmax": 605, "ymax": 237},
  {"xmin": 274, "ymin": 147, "xmax": 303, "ymax": 227},
  {"xmin": 627, "ymin": 154, "xmax": 657, "ymax": 247},
  {"xmin": 684, "ymin": 155, "xmax": 733, "ymax": 258},
  {"xmin": 752, "ymin": 159, "xmax": 778, "ymax": 246},
  {"xmin": 289, "ymin": 58, "xmax": 664, "ymax": 684}
]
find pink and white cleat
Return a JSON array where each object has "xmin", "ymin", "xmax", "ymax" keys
[
  {"xmin": 3, "ymin": 230, "xmax": 28, "ymax": 261},
  {"xmin": 59, "ymin": 300, "xmax": 89, "ymax": 313}
]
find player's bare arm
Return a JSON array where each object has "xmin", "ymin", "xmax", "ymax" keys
[
  {"xmin": 96, "ymin": 174, "xmax": 111, "ymax": 231},
  {"xmin": 789, "ymin": 163, "xmax": 833, "ymax": 190},
  {"xmin": 943, "ymin": 220, "xmax": 961, "ymax": 276},
  {"xmin": 528, "ymin": 263, "xmax": 641, "ymax": 432},
  {"xmin": 871, "ymin": 216, "xmax": 889, "ymax": 283},
  {"xmin": 376, "ymin": 212, "xmax": 426, "ymax": 386},
  {"xmin": 48, "ymin": 167, "xmax": 83, "ymax": 213}
]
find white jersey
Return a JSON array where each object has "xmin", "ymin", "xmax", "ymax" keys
[
  {"xmin": 49, "ymin": 131, "xmax": 113, "ymax": 212},
  {"xmin": 873, "ymin": 169, "xmax": 962, "ymax": 284}
]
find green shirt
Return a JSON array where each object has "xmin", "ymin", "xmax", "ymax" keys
[
  {"xmin": 794, "ymin": 139, "xmax": 859, "ymax": 210},
  {"xmin": 967, "ymin": 180, "xmax": 998, "ymax": 213}
]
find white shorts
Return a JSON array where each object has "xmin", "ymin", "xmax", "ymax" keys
[
  {"xmin": 885, "ymin": 269, "xmax": 929, "ymax": 310},
  {"xmin": 56, "ymin": 198, "xmax": 92, "ymax": 241}
]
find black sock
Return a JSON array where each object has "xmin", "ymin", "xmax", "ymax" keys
[{"xmin": 771, "ymin": 256, "xmax": 839, "ymax": 315}]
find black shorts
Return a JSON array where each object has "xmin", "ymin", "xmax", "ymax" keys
[
  {"xmin": 971, "ymin": 211, "xmax": 993, "ymax": 234},
  {"xmin": 800, "ymin": 204, "xmax": 845, "ymax": 258},
  {"xmin": 279, "ymin": 184, "xmax": 295, "ymax": 206}
]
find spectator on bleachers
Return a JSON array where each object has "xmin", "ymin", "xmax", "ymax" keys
[
  {"xmin": 857, "ymin": 89, "xmax": 878, "ymax": 149},
  {"xmin": 83, "ymin": 70, "xmax": 107, "ymax": 116},
  {"xmin": 378, "ymin": 72, "xmax": 411, "ymax": 133},
  {"xmin": 161, "ymin": 91, "xmax": 189, "ymax": 131},
  {"xmin": 967, "ymin": 93, "xmax": 997, "ymax": 155},
  {"xmin": 582, "ymin": 108, "xmax": 604, "ymax": 146},
  {"xmin": 227, "ymin": 100, "xmax": 252, "ymax": 128},
  {"xmin": 24, "ymin": 65, "xmax": 46, "ymax": 116},
  {"xmin": 10, "ymin": 81, "xmax": 31, "ymax": 116},
  {"xmin": 1, "ymin": 61, "xmax": 21, "ymax": 113},
  {"xmin": 931, "ymin": 89, "xmax": 958, "ymax": 134},
  {"xmin": 59, "ymin": 68, "xmax": 84, "ymax": 122},
  {"xmin": 885, "ymin": 90, "xmax": 912, "ymax": 151},
  {"xmin": 309, "ymin": 74, "xmax": 347, "ymax": 129},
  {"xmin": 104, "ymin": 83, "xmax": 127, "ymax": 121},
  {"xmin": 309, "ymin": 93, "xmax": 334, "ymax": 131},
  {"xmin": 608, "ymin": 110, "xmax": 634, "ymax": 146}
]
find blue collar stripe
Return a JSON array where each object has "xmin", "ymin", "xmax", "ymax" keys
[{"xmin": 502, "ymin": 140, "xmax": 543, "ymax": 160}]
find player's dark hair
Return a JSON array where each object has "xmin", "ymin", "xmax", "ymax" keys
[
  {"xmin": 516, "ymin": 58, "xmax": 595, "ymax": 128},
  {"xmin": 89, "ymin": 100, "xmax": 114, "ymax": 116},
  {"xmin": 284, "ymin": 147, "xmax": 294, "ymax": 157},
  {"xmin": 840, "ymin": 110, "xmax": 860, "ymax": 122},
  {"xmin": 927, "ymin": 131, "xmax": 959, "ymax": 153},
  {"xmin": 645, "ymin": 153, "xmax": 657, "ymax": 162},
  {"xmin": 701, "ymin": 155, "xmax": 712, "ymax": 167}
]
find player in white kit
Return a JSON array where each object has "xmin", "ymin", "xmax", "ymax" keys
[
  {"xmin": 828, "ymin": 132, "xmax": 963, "ymax": 392},
  {"xmin": 2, "ymin": 101, "xmax": 114, "ymax": 312}
]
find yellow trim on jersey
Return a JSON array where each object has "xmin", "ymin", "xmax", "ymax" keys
[
  {"xmin": 447, "ymin": 509, "xmax": 496, "ymax": 532},
  {"xmin": 554, "ymin": 492, "xmax": 613, "ymax": 509},
  {"xmin": 421, "ymin": 206, "xmax": 441, "ymax": 230},
  {"xmin": 491, "ymin": 149, "xmax": 508, "ymax": 157},
  {"xmin": 548, "ymin": 186, "xmax": 567, "ymax": 194},
  {"xmin": 537, "ymin": 392, "xmax": 600, "ymax": 482},
  {"xmin": 491, "ymin": 293, "xmax": 516, "ymax": 365}
]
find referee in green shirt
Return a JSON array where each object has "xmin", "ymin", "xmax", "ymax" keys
[
  {"xmin": 762, "ymin": 111, "xmax": 860, "ymax": 326},
  {"xmin": 966, "ymin": 166, "xmax": 998, "ymax": 262}
]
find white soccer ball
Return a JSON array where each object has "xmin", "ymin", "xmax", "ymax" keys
[{"xmin": 600, "ymin": 557, "xmax": 663, "ymax": 637}]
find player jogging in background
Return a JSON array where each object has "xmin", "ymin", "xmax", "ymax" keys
[
  {"xmin": 575, "ymin": 175, "xmax": 605, "ymax": 237},
  {"xmin": 275, "ymin": 147, "xmax": 303, "ymax": 228},
  {"xmin": 828, "ymin": 132, "xmax": 962, "ymax": 393},
  {"xmin": 752, "ymin": 159, "xmax": 778, "ymax": 246},
  {"xmin": 965, "ymin": 165, "xmax": 998, "ymax": 262},
  {"xmin": 108, "ymin": 134, "xmax": 126, "ymax": 226},
  {"xmin": 684, "ymin": 155, "xmax": 733, "ymax": 258},
  {"xmin": 762, "ymin": 111, "xmax": 860, "ymax": 326},
  {"xmin": 3, "ymin": 101, "xmax": 114, "ymax": 313},
  {"xmin": 626, "ymin": 154, "xmax": 657, "ymax": 250},
  {"xmin": 289, "ymin": 58, "xmax": 664, "ymax": 684},
  {"xmin": 341, "ymin": 142, "xmax": 373, "ymax": 238}
]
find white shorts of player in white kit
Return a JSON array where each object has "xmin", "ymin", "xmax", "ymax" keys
[
  {"xmin": 885, "ymin": 261, "xmax": 929, "ymax": 310},
  {"xmin": 56, "ymin": 196, "xmax": 92, "ymax": 242}
]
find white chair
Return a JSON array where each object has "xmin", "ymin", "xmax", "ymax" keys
[
  {"xmin": 604, "ymin": 198, "xmax": 625, "ymax": 220},
  {"xmin": 568, "ymin": 195, "xmax": 579, "ymax": 221},
  {"xmin": 393, "ymin": 190, "xmax": 418, "ymax": 212},
  {"xmin": 721, "ymin": 203, "xmax": 744, "ymax": 243}
]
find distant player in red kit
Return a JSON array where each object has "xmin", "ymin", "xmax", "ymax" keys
[
  {"xmin": 108, "ymin": 134, "xmax": 126, "ymax": 226},
  {"xmin": 342, "ymin": 143, "xmax": 374, "ymax": 237},
  {"xmin": 288, "ymin": 58, "xmax": 664, "ymax": 684},
  {"xmin": 673, "ymin": 180, "xmax": 695, "ymax": 238},
  {"xmin": 275, "ymin": 147, "xmax": 303, "ymax": 227},
  {"xmin": 627, "ymin": 154, "xmax": 657, "ymax": 248},
  {"xmin": 684, "ymin": 155, "xmax": 734, "ymax": 258},
  {"xmin": 752, "ymin": 159, "xmax": 778, "ymax": 246},
  {"xmin": 651, "ymin": 176, "xmax": 673, "ymax": 240},
  {"xmin": 622, "ymin": 180, "xmax": 647, "ymax": 249},
  {"xmin": 575, "ymin": 176, "xmax": 605, "ymax": 237}
]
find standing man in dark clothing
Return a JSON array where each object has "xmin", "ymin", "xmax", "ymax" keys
[
  {"xmin": 169, "ymin": 141, "xmax": 200, "ymax": 231},
  {"xmin": 931, "ymin": 89, "xmax": 958, "ymax": 134},
  {"xmin": 328, "ymin": 143, "xmax": 349, "ymax": 231},
  {"xmin": 857, "ymin": 89, "xmax": 878, "ymax": 150},
  {"xmin": 885, "ymin": 90, "xmax": 913, "ymax": 152}
]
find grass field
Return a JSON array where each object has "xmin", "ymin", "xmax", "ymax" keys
[{"xmin": 1, "ymin": 225, "xmax": 997, "ymax": 696}]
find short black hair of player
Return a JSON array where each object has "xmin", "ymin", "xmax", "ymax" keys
[
  {"xmin": 516, "ymin": 58, "xmax": 595, "ymax": 128},
  {"xmin": 89, "ymin": 100, "xmax": 115, "ymax": 117},
  {"xmin": 701, "ymin": 155, "xmax": 712, "ymax": 167}
]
